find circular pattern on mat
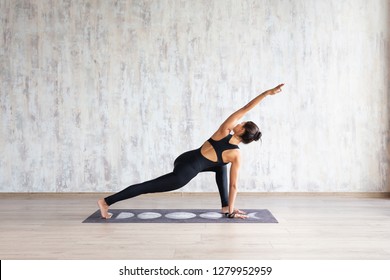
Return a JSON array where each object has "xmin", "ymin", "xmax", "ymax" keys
[
  {"xmin": 137, "ymin": 212, "xmax": 162, "ymax": 219},
  {"xmin": 199, "ymin": 212, "xmax": 224, "ymax": 219},
  {"xmin": 165, "ymin": 212, "xmax": 196, "ymax": 220},
  {"xmin": 115, "ymin": 212, "xmax": 135, "ymax": 219}
]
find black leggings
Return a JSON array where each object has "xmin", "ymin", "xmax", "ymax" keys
[{"xmin": 104, "ymin": 148, "xmax": 229, "ymax": 207}]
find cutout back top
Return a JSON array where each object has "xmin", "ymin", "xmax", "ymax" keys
[{"xmin": 207, "ymin": 134, "xmax": 240, "ymax": 163}]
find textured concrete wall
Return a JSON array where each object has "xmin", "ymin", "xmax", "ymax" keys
[{"xmin": 1, "ymin": 0, "xmax": 389, "ymax": 193}]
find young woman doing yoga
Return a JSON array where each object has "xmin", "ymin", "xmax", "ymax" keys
[{"xmin": 98, "ymin": 83, "xmax": 284, "ymax": 219}]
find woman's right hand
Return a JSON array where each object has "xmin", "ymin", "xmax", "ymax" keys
[
  {"xmin": 233, "ymin": 213, "xmax": 248, "ymax": 219},
  {"xmin": 226, "ymin": 212, "xmax": 248, "ymax": 219},
  {"xmin": 268, "ymin": 83, "xmax": 285, "ymax": 95}
]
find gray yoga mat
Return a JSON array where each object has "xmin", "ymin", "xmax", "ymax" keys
[{"xmin": 83, "ymin": 209, "xmax": 278, "ymax": 223}]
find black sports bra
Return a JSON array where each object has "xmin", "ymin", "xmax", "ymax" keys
[{"xmin": 207, "ymin": 134, "xmax": 240, "ymax": 163}]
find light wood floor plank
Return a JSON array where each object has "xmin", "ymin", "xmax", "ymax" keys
[{"xmin": 0, "ymin": 193, "xmax": 389, "ymax": 260}]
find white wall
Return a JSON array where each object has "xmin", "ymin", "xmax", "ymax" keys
[{"xmin": 1, "ymin": 0, "xmax": 389, "ymax": 193}]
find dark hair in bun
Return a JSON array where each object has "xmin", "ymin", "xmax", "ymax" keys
[{"xmin": 241, "ymin": 121, "xmax": 262, "ymax": 144}]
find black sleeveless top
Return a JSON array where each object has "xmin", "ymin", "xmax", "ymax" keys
[{"xmin": 207, "ymin": 134, "xmax": 240, "ymax": 163}]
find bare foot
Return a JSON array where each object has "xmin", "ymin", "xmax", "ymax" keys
[
  {"xmin": 97, "ymin": 198, "xmax": 112, "ymax": 219},
  {"xmin": 220, "ymin": 207, "xmax": 247, "ymax": 215},
  {"xmin": 233, "ymin": 208, "xmax": 247, "ymax": 215}
]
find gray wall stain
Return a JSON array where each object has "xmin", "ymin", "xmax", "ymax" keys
[{"xmin": 0, "ymin": 0, "xmax": 389, "ymax": 193}]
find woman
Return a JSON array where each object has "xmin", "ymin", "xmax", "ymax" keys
[{"xmin": 98, "ymin": 83, "xmax": 284, "ymax": 219}]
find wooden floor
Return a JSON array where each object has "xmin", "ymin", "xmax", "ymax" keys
[{"xmin": 0, "ymin": 193, "xmax": 389, "ymax": 260}]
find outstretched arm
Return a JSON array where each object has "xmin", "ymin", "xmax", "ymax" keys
[{"xmin": 217, "ymin": 83, "xmax": 284, "ymax": 133}]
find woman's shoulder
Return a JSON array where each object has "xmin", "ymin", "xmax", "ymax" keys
[
  {"xmin": 210, "ymin": 129, "xmax": 231, "ymax": 141},
  {"xmin": 223, "ymin": 147, "xmax": 241, "ymax": 164}
]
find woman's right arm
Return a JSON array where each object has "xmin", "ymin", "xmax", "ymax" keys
[{"xmin": 217, "ymin": 84, "xmax": 284, "ymax": 133}]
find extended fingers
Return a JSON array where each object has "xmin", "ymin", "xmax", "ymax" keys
[{"xmin": 237, "ymin": 213, "xmax": 248, "ymax": 219}]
